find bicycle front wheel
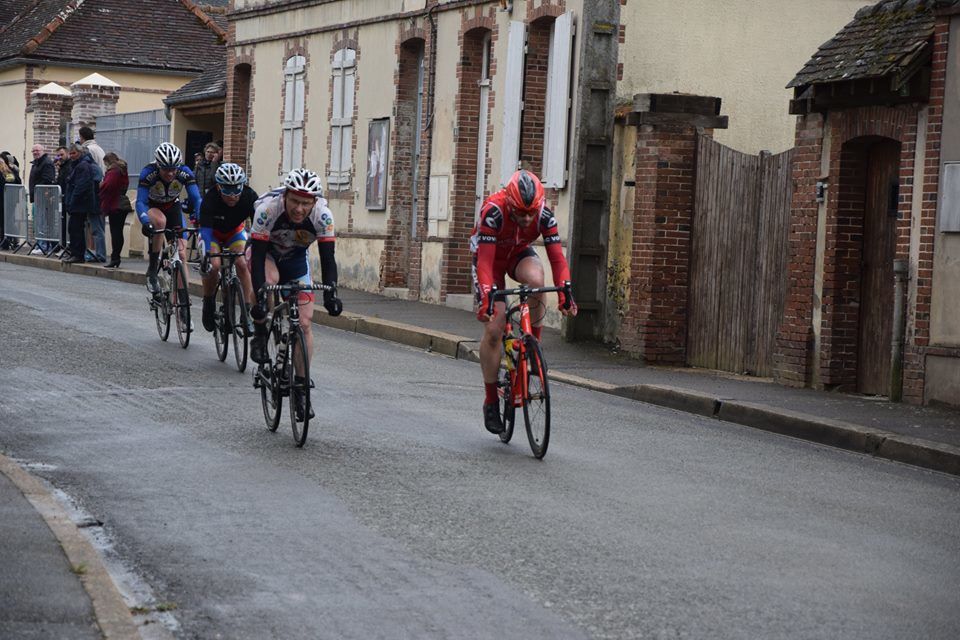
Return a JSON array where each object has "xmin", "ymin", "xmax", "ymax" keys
[
  {"xmin": 287, "ymin": 325, "xmax": 311, "ymax": 447},
  {"xmin": 154, "ymin": 300, "xmax": 171, "ymax": 341},
  {"xmin": 155, "ymin": 268, "xmax": 171, "ymax": 341},
  {"xmin": 521, "ymin": 336, "xmax": 550, "ymax": 459},
  {"xmin": 213, "ymin": 280, "xmax": 228, "ymax": 362},
  {"xmin": 229, "ymin": 280, "xmax": 249, "ymax": 373},
  {"xmin": 173, "ymin": 261, "xmax": 191, "ymax": 348},
  {"xmin": 498, "ymin": 362, "xmax": 516, "ymax": 443},
  {"xmin": 260, "ymin": 316, "xmax": 284, "ymax": 432}
]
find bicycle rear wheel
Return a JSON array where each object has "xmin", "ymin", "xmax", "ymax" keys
[
  {"xmin": 173, "ymin": 261, "xmax": 191, "ymax": 348},
  {"xmin": 213, "ymin": 280, "xmax": 228, "ymax": 362},
  {"xmin": 229, "ymin": 280, "xmax": 249, "ymax": 373},
  {"xmin": 521, "ymin": 336, "xmax": 550, "ymax": 459},
  {"xmin": 287, "ymin": 325, "xmax": 311, "ymax": 447},
  {"xmin": 260, "ymin": 316, "xmax": 284, "ymax": 432},
  {"xmin": 497, "ymin": 363, "xmax": 516, "ymax": 443}
]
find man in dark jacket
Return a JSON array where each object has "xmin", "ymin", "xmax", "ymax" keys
[
  {"xmin": 193, "ymin": 142, "xmax": 220, "ymax": 200},
  {"xmin": 62, "ymin": 144, "xmax": 98, "ymax": 264},
  {"xmin": 29, "ymin": 144, "xmax": 57, "ymax": 253}
]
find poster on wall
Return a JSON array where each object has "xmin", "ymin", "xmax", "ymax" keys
[{"xmin": 366, "ymin": 118, "xmax": 390, "ymax": 210}]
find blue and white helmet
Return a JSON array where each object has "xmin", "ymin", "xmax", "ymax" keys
[
  {"xmin": 154, "ymin": 142, "xmax": 182, "ymax": 168},
  {"xmin": 283, "ymin": 168, "xmax": 323, "ymax": 198},
  {"xmin": 215, "ymin": 162, "xmax": 247, "ymax": 186}
]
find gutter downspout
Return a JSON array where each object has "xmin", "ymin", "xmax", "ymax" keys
[{"xmin": 890, "ymin": 258, "xmax": 909, "ymax": 402}]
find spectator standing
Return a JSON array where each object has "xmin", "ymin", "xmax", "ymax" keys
[
  {"xmin": 0, "ymin": 158, "xmax": 22, "ymax": 250},
  {"xmin": 193, "ymin": 142, "xmax": 221, "ymax": 197},
  {"xmin": 1, "ymin": 152, "xmax": 21, "ymax": 176},
  {"xmin": 78, "ymin": 127, "xmax": 105, "ymax": 261},
  {"xmin": 100, "ymin": 152, "xmax": 131, "ymax": 268},
  {"xmin": 54, "ymin": 146, "xmax": 71, "ymax": 256},
  {"xmin": 28, "ymin": 144, "xmax": 57, "ymax": 254},
  {"xmin": 63, "ymin": 143, "xmax": 98, "ymax": 264},
  {"xmin": 77, "ymin": 127, "xmax": 104, "ymax": 174}
]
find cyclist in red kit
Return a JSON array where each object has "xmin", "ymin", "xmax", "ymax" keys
[{"xmin": 472, "ymin": 170, "xmax": 577, "ymax": 435}]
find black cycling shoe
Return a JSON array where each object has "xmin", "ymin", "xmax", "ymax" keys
[
  {"xmin": 293, "ymin": 388, "xmax": 315, "ymax": 421},
  {"xmin": 146, "ymin": 273, "xmax": 160, "ymax": 295},
  {"xmin": 483, "ymin": 402, "xmax": 504, "ymax": 435},
  {"xmin": 202, "ymin": 296, "xmax": 216, "ymax": 332},
  {"xmin": 251, "ymin": 334, "xmax": 269, "ymax": 364}
]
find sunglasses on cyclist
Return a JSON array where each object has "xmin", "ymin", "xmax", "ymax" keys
[{"xmin": 219, "ymin": 184, "xmax": 243, "ymax": 196}]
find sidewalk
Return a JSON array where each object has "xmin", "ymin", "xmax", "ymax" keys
[
  {"xmin": 0, "ymin": 454, "xmax": 140, "ymax": 639},
  {"xmin": 3, "ymin": 251, "xmax": 960, "ymax": 476}
]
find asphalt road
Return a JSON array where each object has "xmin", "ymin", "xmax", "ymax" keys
[{"xmin": 1, "ymin": 262, "xmax": 959, "ymax": 640}]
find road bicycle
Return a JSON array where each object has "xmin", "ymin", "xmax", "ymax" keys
[
  {"xmin": 205, "ymin": 250, "xmax": 251, "ymax": 372},
  {"xmin": 253, "ymin": 281, "xmax": 334, "ymax": 447},
  {"xmin": 487, "ymin": 281, "xmax": 573, "ymax": 459},
  {"xmin": 147, "ymin": 227, "xmax": 196, "ymax": 348}
]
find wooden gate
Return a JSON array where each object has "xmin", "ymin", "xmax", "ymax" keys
[{"xmin": 687, "ymin": 135, "xmax": 794, "ymax": 376}]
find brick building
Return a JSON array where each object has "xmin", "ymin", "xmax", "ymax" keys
[
  {"xmin": 0, "ymin": 0, "xmax": 226, "ymax": 164},
  {"xmin": 775, "ymin": 0, "xmax": 960, "ymax": 405}
]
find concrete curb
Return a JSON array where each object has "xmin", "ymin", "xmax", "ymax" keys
[
  {"xmin": 0, "ymin": 453, "xmax": 141, "ymax": 640},
  {"xmin": 4, "ymin": 252, "xmax": 959, "ymax": 477}
]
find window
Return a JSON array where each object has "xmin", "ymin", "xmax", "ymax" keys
[
  {"xmin": 329, "ymin": 47, "xmax": 356, "ymax": 190},
  {"xmin": 282, "ymin": 55, "xmax": 306, "ymax": 174}
]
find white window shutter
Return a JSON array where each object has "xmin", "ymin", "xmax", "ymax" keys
[
  {"xmin": 282, "ymin": 129, "xmax": 293, "ymax": 173},
  {"xmin": 340, "ymin": 124, "xmax": 352, "ymax": 174},
  {"xmin": 543, "ymin": 12, "xmax": 574, "ymax": 188},
  {"xmin": 499, "ymin": 21, "xmax": 526, "ymax": 186},
  {"xmin": 284, "ymin": 76, "xmax": 296, "ymax": 121},
  {"xmin": 293, "ymin": 75, "xmax": 305, "ymax": 123}
]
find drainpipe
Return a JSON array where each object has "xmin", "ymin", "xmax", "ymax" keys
[
  {"xmin": 890, "ymin": 259, "xmax": 909, "ymax": 402},
  {"xmin": 420, "ymin": 2, "xmax": 440, "ymax": 242}
]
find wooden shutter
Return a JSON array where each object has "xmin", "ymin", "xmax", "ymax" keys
[
  {"xmin": 329, "ymin": 48, "xmax": 356, "ymax": 189},
  {"xmin": 542, "ymin": 12, "xmax": 574, "ymax": 188},
  {"xmin": 499, "ymin": 21, "xmax": 526, "ymax": 186}
]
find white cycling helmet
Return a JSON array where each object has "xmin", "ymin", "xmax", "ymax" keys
[
  {"xmin": 154, "ymin": 142, "xmax": 183, "ymax": 168},
  {"xmin": 283, "ymin": 168, "xmax": 323, "ymax": 197},
  {"xmin": 215, "ymin": 162, "xmax": 247, "ymax": 186}
]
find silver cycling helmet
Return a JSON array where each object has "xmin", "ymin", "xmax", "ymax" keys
[
  {"xmin": 154, "ymin": 142, "xmax": 183, "ymax": 169},
  {"xmin": 215, "ymin": 162, "xmax": 247, "ymax": 186},
  {"xmin": 283, "ymin": 168, "xmax": 323, "ymax": 197}
]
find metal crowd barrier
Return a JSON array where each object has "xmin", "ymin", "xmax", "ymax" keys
[
  {"xmin": 33, "ymin": 184, "xmax": 62, "ymax": 255},
  {"xmin": 2, "ymin": 184, "xmax": 29, "ymax": 253}
]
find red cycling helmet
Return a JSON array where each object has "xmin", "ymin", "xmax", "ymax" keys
[{"xmin": 504, "ymin": 170, "xmax": 545, "ymax": 215}]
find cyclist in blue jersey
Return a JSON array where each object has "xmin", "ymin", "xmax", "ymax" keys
[{"xmin": 137, "ymin": 142, "xmax": 202, "ymax": 294}]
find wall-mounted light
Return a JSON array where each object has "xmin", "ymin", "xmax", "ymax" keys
[
  {"xmin": 499, "ymin": 0, "xmax": 514, "ymax": 13},
  {"xmin": 815, "ymin": 180, "xmax": 827, "ymax": 203}
]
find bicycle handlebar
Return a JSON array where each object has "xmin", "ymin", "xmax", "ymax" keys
[
  {"xmin": 205, "ymin": 251, "xmax": 245, "ymax": 259},
  {"xmin": 146, "ymin": 226, "xmax": 199, "ymax": 238},
  {"xmin": 486, "ymin": 281, "xmax": 573, "ymax": 317}
]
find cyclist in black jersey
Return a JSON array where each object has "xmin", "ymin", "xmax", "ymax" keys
[{"xmin": 198, "ymin": 163, "xmax": 258, "ymax": 332}]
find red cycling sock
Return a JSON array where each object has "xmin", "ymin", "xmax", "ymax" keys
[
  {"xmin": 532, "ymin": 325, "xmax": 543, "ymax": 341},
  {"xmin": 484, "ymin": 383, "xmax": 498, "ymax": 405}
]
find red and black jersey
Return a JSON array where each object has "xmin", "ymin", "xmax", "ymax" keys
[{"xmin": 470, "ymin": 189, "xmax": 570, "ymax": 293}]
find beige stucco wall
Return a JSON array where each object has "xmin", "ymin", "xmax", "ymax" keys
[
  {"xmin": 336, "ymin": 237, "xmax": 385, "ymax": 291},
  {"xmin": 420, "ymin": 241, "xmax": 444, "ymax": 303},
  {"xmin": 930, "ymin": 16, "xmax": 960, "ymax": 347},
  {"xmin": 246, "ymin": 40, "xmax": 286, "ymax": 192},
  {"xmin": 33, "ymin": 66, "xmax": 192, "ymax": 113},
  {"xmin": 619, "ymin": 0, "xmax": 863, "ymax": 154},
  {"xmin": 170, "ymin": 111, "xmax": 225, "ymax": 162},
  {"xmin": 0, "ymin": 81, "xmax": 26, "ymax": 161},
  {"xmin": 235, "ymin": 0, "xmax": 426, "ymax": 43}
]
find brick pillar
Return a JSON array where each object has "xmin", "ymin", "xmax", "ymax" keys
[
  {"xmin": 70, "ymin": 75, "xmax": 120, "ymax": 130},
  {"xmin": 28, "ymin": 87, "xmax": 73, "ymax": 152},
  {"xmin": 618, "ymin": 122, "xmax": 697, "ymax": 364},
  {"xmin": 773, "ymin": 113, "xmax": 824, "ymax": 387}
]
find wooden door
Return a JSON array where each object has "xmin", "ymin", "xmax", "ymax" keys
[{"xmin": 857, "ymin": 140, "xmax": 900, "ymax": 395}]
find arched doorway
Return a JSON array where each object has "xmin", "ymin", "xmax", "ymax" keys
[{"xmin": 834, "ymin": 136, "xmax": 901, "ymax": 395}]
